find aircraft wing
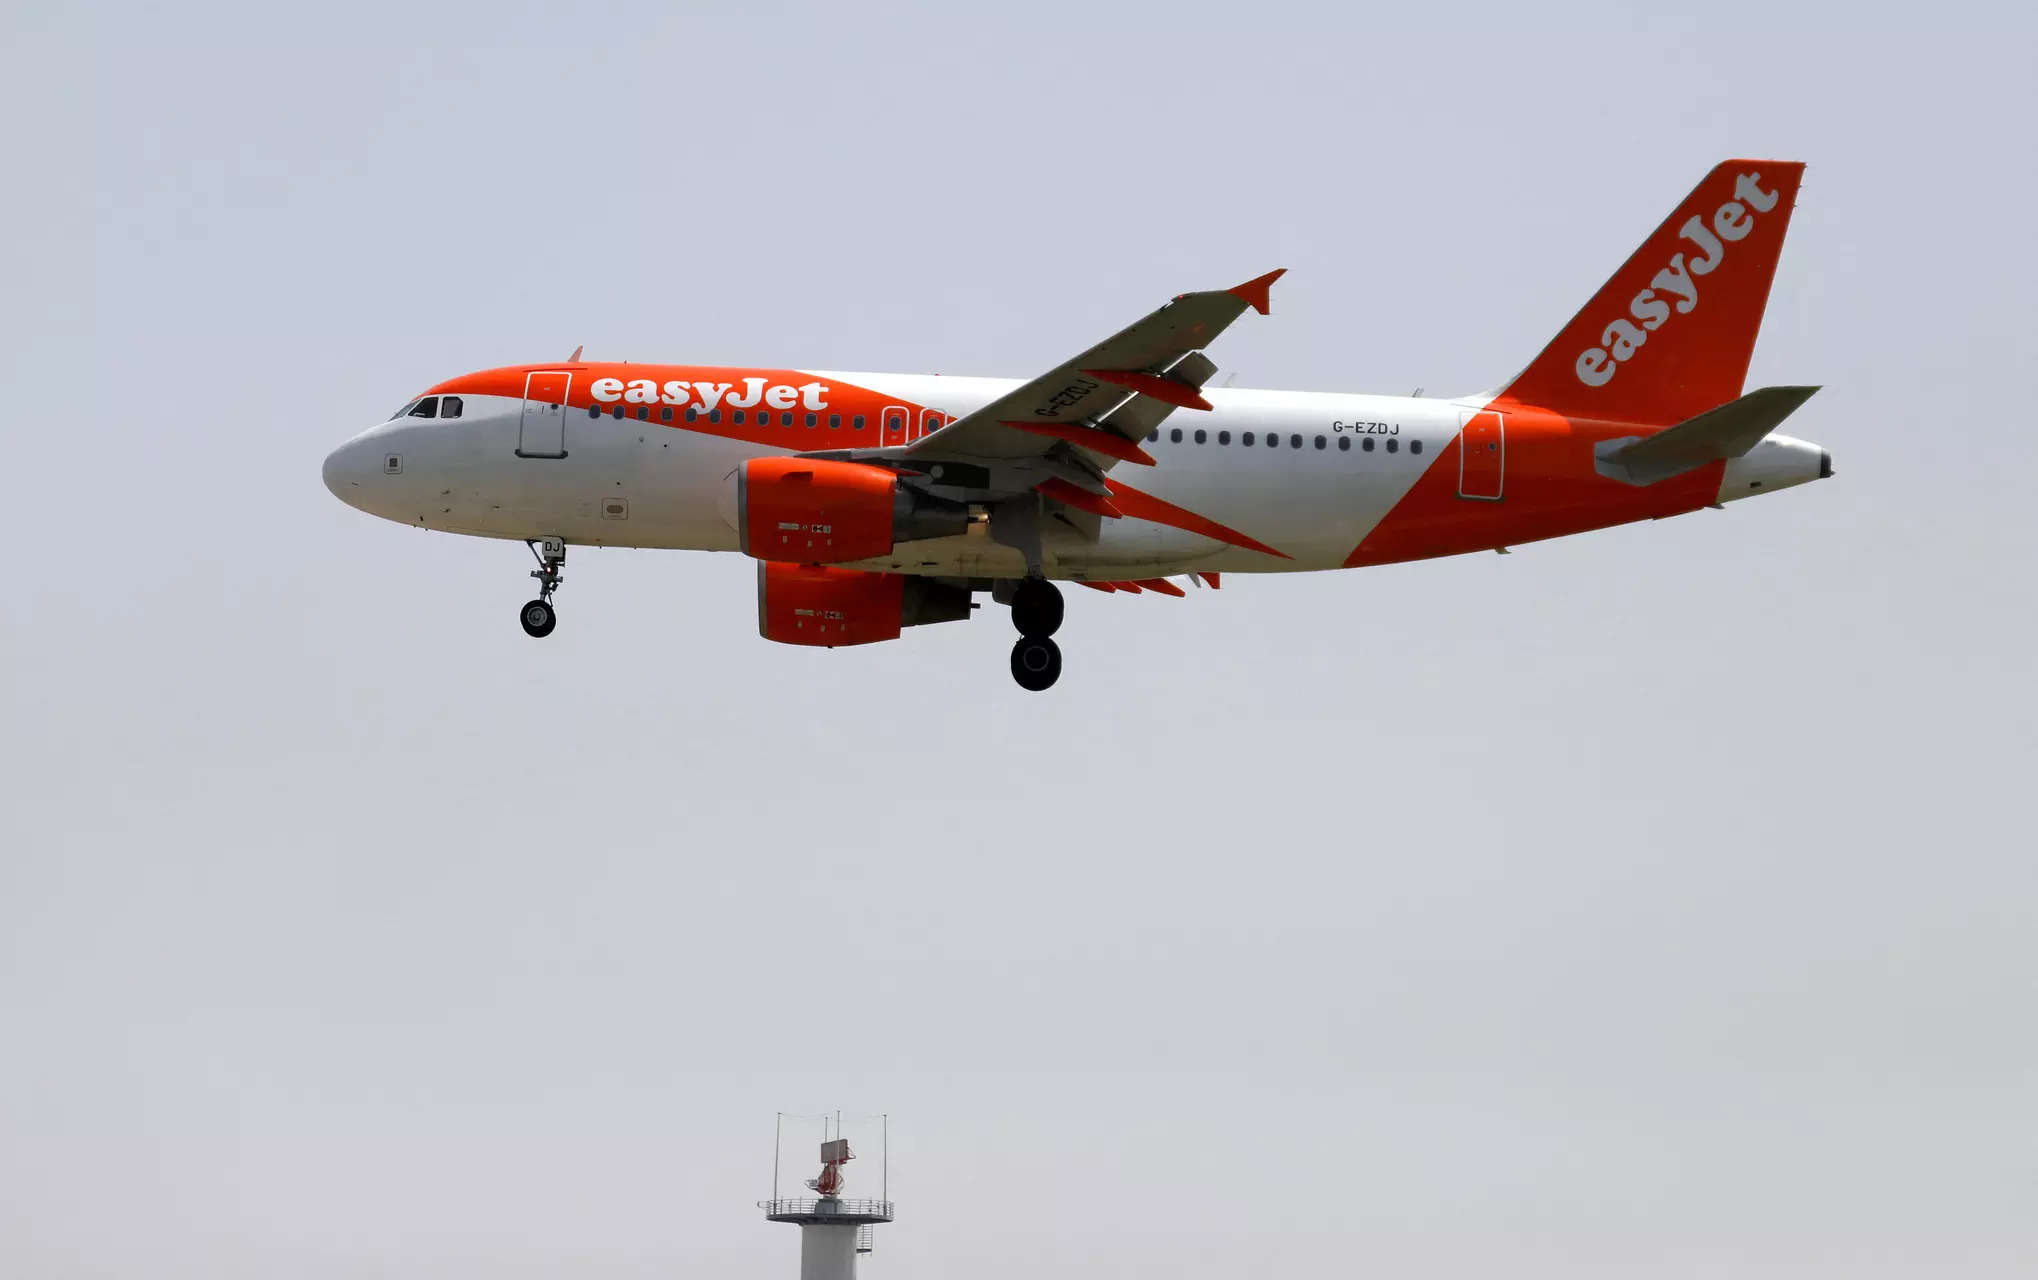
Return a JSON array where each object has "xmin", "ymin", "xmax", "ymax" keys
[{"xmin": 901, "ymin": 269, "xmax": 1286, "ymax": 470}]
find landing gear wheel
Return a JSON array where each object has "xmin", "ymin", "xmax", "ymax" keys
[
  {"xmin": 1010, "ymin": 635, "xmax": 1062, "ymax": 691},
  {"xmin": 520, "ymin": 599, "xmax": 557, "ymax": 638},
  {"xmin": 1010, "ymin": 577, "xmax": 1065, "ymax": 638},
  {"xmin": 519, "ymin": 537, "xmax": 566, "ymax": 638}
]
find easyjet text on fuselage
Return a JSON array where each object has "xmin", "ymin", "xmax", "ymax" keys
[{"xmin": 590, "ymin": 375, "xmax": 831, "ymax": 412}]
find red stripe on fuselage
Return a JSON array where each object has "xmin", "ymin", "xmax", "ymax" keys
[
  {"xmin": 1344, "ymin": 403, "xmax": 1722, "ymax": 567},
  {"xmin": 1104, "ymin": 478, "xmax": 1291, "ymax": 560}
]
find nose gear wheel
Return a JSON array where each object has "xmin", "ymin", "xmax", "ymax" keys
[
  {"xmin": 520, "ymin": 599, "xmax": 556, "ymax": 637},
  {"xmin": 520, "ymin": 537, "xmax": 566, "ymax": 638}
]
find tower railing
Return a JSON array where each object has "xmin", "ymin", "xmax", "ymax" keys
[{"xmin": 758, "ymin": 1198, "xmax": 893, "ymax": 1222}]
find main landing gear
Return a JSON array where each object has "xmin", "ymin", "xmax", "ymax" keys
[
  {"xmin": 1008, "ymin": 577, "xmax": 1064, "ymax": 692},
  {"xmin": 520, "ymin": 537, "xmax": 565, "ymax": 638}
]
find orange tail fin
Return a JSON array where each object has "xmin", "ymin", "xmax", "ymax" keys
[{"xmin": 1494, "ymin": 159, "xmax": 1805, "ymax": 425}]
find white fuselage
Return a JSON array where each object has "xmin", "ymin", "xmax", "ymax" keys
[{"xmin": 326, "ymin": 371, "xmax": 1821, "ymax": 580}]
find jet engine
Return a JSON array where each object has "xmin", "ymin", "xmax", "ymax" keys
[
  {"xmin": 756, "ymin": 562, "xmax": 972, "ymax": 647},
  {"xmin": 727, "ymin": 456, "xmax": 968, "ymax": 563}
]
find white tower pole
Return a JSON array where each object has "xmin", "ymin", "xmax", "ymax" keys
[{"xmin": 798, "ymin": 1223, "xmax": 860, "ymax": 1280}]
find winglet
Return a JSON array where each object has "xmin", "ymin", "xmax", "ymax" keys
[
  {"xmin": 567, "ymin": 344, "xmax": 583, "ymax": 362},
  {"xmin": 1228, "ymin": 268, "xmax": 1287, "ymax": 316}
]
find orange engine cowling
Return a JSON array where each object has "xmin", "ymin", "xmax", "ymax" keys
[
  {"xmin": 757, "ymin": 563, "xmax": 973, "ymax": 648},
  {"xmin": 729, "ymin": 456, "xmax": 968, "ymax": 564}
]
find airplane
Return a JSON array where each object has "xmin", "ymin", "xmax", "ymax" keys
[{"xmin": 322, "ymin": 158, "xmax": 1829, "ymax": 691}]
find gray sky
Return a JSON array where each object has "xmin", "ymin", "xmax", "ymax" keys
[{"xmin": 5, "ymin": 1, "xmax": 2035, "ymax": 1275}]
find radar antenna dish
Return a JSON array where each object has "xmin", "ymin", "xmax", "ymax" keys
[{"xmin": 804, "ymin": 1138, "xmax": 853, "ymax": 1197}]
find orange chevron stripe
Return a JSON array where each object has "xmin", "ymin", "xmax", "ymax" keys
[{"xmin": 1102, "ymin": 480, "xmax": 1291, "ymax": 559}]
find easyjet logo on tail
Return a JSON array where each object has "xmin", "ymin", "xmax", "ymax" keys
[
  {"xmin": 1574, "ymin": 172, "xmax": 1781, "ymax": 388},
  {"xmin": 590, "ymin": 376, "xmax": 831, "ymax": 411}
]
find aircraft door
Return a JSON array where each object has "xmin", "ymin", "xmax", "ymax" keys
[
  {"xmin": 1457, "ymin": 409, "xmax": 1503, "ymax": 500},
  {"xmin": 517, "ymin": 371, "xmax": 571, "ymax": 459},
  {"xmin": 882, "ymin": 405, "xmax": 910, "ymax": 447}
]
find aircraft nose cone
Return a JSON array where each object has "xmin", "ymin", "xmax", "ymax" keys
[
  {"xmin": 322, "ymin": 436, "xmax": 377, "ymax": 507},
  {"xmin": 322, "ymin": 444, "xmax": 346, "ymax": 499}
]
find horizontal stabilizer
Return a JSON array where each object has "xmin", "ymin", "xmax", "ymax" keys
[{"xmin": 1594, "ymin": 385, "xmax": 1819, "ymax": 486}]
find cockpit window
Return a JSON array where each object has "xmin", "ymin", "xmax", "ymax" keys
[
  {"xmin": 407, "ymin": 396, "xmax": 439, "ymax": 419},
  {"xmin": 440, "ymin": 395, "xmax": 463, "ymax": 419},
  {"xmin": 392, "ymin": 399, "xmax": 419, "ymax": 419}
]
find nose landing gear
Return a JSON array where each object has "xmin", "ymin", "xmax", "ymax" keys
[
  {"xmin": 520, "ymin": 537, "xmax": 565, "ymax": 638},
  {"xmin": 1007, "ymin": 577, "xmax": 1064, "ymax": 691}
]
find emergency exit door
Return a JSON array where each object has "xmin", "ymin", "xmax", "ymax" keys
[
  {"xmin": 1457, "ymin": 409, "xmax": 1504, "ymax": 500},
  {"xmin": 517, "ymin": 371, "xmax": 571, "ymax": 459}
]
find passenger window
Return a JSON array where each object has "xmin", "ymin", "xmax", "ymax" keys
[
  {"xmin": 661, "ymin": 406, "xmax": 672, "ymax": 422},
  {"xmin": 1243, "ymin": 431, "xmax": 1255, "ymax": 446},
  {"xmin": 587, "ymin": 405, "xmax": 601, "ymax": 418},
  {"xmin": 1147, "ymin": 430, "xmax": 1159, "ymax": 442},
  {"xmin": 1194, "ymin": 429, "xmax": 1206, "ymax": 444},
  {"xmin": 733, "ymin": 410, "xmax": 746, "ymax": 425},
  {"xmin": 1289, "ymin": 434, "xmax": 1302, "ymax": 448},
  {"xmin": 806, "ymin": 413, "xmax": 818, "ymax": 428},
  {"xmin": 407, "ymin": 397, "xmax": 438, "ymax": 419},
  {"xmin": 1314, "ymin": 435, "xmax": 1326, "ymax": 450},
  {"xmin": 1410, "ymin": 439, "xmax": 1423, "ymax": 455},
  {"xmin": 829, "ymin": 414, "xmax": 841, "ymax": 429},
  {"xmin": 709, "ymin": 410, "xmax": 721, "ymax": 423},
  {"xmin": 1363, "ymin": 437, "xmax": 1375, "ymax": 452},
  {"xmin": 1266, "ymin": 433, "xmax": 1278, "ymax": 448},
  {"xmin": 440, "ymin": 396, "xmax": 463, "ymax": 419},
  {"xmin": 637, "ymin": 406, "xmax": 649, "ymax": 421},
  {"xmin": 853, "ymin": 415, "xmax": 866, "ymax": 431},
  {"xmin": 1338, "ymin": 436, "xmax": 1350, "ymax": 451},
  {"xmin": 686, "ymin": 408, "xmax": 699, "ymax": 422},
  {"xmin": 1218, "ymin": 430, "xmax": 1230, "ymax": 445},
  {"xmin": 1170, "ymin": 428, "xmax": 1183, "ymax": 443},
  {"xmin": 1386, "ymin": 438, "xmax": 1398, "ymax": 453},
  {"xmin": 781, "ymin": 412, "xmax": 794, "ymax": 427},
  {"xmin": 611, "ymin": 406, "xmax": 624, "ymax": 419}
]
